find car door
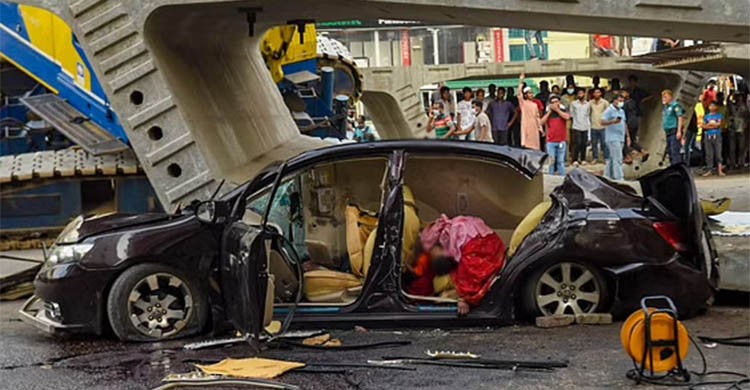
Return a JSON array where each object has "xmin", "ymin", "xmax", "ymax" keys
[{"xmin": 221, "ymin": 167, "xmax": 286, "ymax": 339}]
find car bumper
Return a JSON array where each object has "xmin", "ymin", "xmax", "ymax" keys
[
  {"xmin": 27, "ymin": 263, "xmax": 112, "ymax": 335},
  {"xmin": 18, "ymin": 295, "xmax": 89, "ymax": 335}
]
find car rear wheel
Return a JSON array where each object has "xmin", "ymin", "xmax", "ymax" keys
[
  {"xmin": 107, "ymin": 263, "xmax": 207, "ymax": 342},
  {"xmin": 522, "ymin": 261, "xmax": 609, "ymax": 317}
]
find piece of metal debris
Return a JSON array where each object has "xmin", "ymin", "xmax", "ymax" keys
[{"xmin": 426, "ymin": 350, "xmax": 480, "ymax": 359}]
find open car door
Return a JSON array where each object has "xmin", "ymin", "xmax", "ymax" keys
[
  {"xmin": 221, "ymin": 224, "xmax": 275, "ymax": 338},
  {"xmin": 220, "ymin": 167, "xmax": 285, "ymax": 339}
]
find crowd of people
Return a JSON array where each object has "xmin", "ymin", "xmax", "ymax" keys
[{"xmin": 426, "ymin": 73, "xmax": 750, "ymax": 180}]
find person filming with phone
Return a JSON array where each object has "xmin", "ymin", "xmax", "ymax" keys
[{"xmin": 600, "ymin": 92, "xmax": 630, "ymax": 180}]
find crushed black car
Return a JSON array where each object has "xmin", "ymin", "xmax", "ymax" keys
[{"xmin": 19, "ymin": 141, "xmax": 719, "ymax": 341}]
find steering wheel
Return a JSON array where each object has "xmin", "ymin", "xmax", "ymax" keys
[{"xmin": 643, "ymin": 196, "xmax": 678, "ymax": 221}]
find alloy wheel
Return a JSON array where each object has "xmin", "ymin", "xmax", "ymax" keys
[
  {"xmin": 127, "ymin": 272, "xmax": 193, "ymax": 338},
  {"xmin": 534, "ymin": 262, "xmax": 601, "ymax": 316}
]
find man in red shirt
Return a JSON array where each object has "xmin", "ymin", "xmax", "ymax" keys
[{"xmin": 541, "ymin": 95, "xmax": 571, "ymax": 175}]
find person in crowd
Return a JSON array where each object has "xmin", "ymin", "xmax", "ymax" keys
[
  {"xmin": 570, "ymin": 88, "xmax": 591, "ymax": 165},
  {"xmin": 618, "ymin": 35, "xmax": 633, "ymax": 56},
  {"xmin": 525, "ymin": 30, "xmax": 545, "ymax": 60},
  {"xmin": 535, "ymin": 81, "xmax": 551, "ymax": 109},
  {"xmin": 693, "ymin": 93, "xmax": 706, "ymax": 152},
  {"xmin": 541, "ymin": 95, "xmax": 570, "ymax": 175},
  {"xmin": 437, "ymin": 85, "xmax": 455, "ymax": 117},
  {"xmin": 431, "ymin": 81, "xmax": 445, "ymax": 106},
  {"xmin": 551, "ymin": 85, "xmax": 561, "ymax": 96},
  {"xmin": 716, "ymin": 92, "xmax": 730, "ymax": 166},
  {"xmin": 728, "ymin": 92, "xmax": 749, "ymax": 169},
  {"xmin": 702, "ymin": 101, "xmax": 725, "ymax": 176},
  {"xmin": 456, "ymin": 87, "xmax": 476, "ymax": 140},
  {"xmin": 628, "ymin": 75, "xmax": 651, "ymax": 109},
  {"xmin": 601, "ymin": 93, "xmax": 629, "ymax": 180},
  {"xmin": 353, "ymin": 115, "xmax": 376, "ymax": 142},
  {"xmin": 621, "ymin": 89, "xmax": 649, "ymax": 163},
  {"xmin": 506, "ymin": 86, "xmax": 521, "ymax": 146},
  {"xmin": 473, "ymin": 100, "xmax": 493, "ymax": 143},
  {"xmin": 593, "ymin": 34, "xmax": 616, "ymax": 56},
  {"xmin": 487, "ymin": 83, "xmax": 497, "ymax": 100},
  {"xmin": 415, "ymin": 215, "xmax": 506, "ymax": 315},
  {"xmin": 588, "ymin": 75, "xmax": 601, "ymax": 100},
  {"xmin": 561, "ymin": 83, "xmax": 577, "ymax": 160},
  {"xmin": 653, "ymin": 38, "xmax": 681, "ymax": 51},
  {"xmin": 517, "ymin": 74, "xmax": 543, "ymax": 150},
  {"xmin": 426, "ymin": 101, "xmax": 457, "ymax": 140},
  {"xmin": 476, "ymin": 88, "xmax": 489, "ymax": 112},
  {"xmin": 703, "ymin": 79, "xmax": 718, "ymax": 106},
  {"xmin": 590, "ymin": 87, "xmax": 609, "ymax": 163},
  {"xmin": 661, "ymin": 89, "xmax": 686, "ymax": 165},
  {"xmin": 486, "ymin": 87, "xmax": 515, "ymax": 145},
  {"xmin": 345, "ymin": 110, "xmax": 356, "ymax": 140},
  {"xmin": 605, "ymin": 78, "xmax": 621, "ymax": 102}
]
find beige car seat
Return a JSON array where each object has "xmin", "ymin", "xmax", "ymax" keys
[
  {"xmin": 508, "ymin": 201, "xmax": 552, "ymax": 258},
  {"xmin": 302, "ymin": 204, "xmax": 375, "ymax": 303}
]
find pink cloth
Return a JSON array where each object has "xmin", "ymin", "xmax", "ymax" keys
[{"xmin": 420, "ymin": 214, "xmax": 494, "ymax": 262}]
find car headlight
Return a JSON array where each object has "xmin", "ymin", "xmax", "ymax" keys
[
  {"xmin": 46, "ymin": 243, "xmax": 94, "ymax": 266},
  {"xmin": 56, "ymin": 215, "xmax": 84, "ymax": 244}
]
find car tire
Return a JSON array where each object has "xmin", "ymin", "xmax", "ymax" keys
[
  {"xmin": 107, "ymin": 263, "xmax": 208, "ymax": 342},
  {"xmin": 521, "ymin": 261, "xmax": 610, "ymax": 318}
]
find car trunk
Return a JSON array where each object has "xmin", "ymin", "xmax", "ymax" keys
[{"xmin": 639, "ymin": 164, "xmax": 705, "ymax": 263}]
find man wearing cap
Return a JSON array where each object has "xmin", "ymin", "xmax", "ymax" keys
[{"xmin": 517, "ymin": 74, "xmax": 543, "ymax": 150}]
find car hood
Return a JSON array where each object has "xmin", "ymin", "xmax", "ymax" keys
[{"xmin": 57, "ymin": 213, "xmax": 178, "ymax": 244}]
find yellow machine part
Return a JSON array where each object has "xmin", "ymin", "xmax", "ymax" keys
[
  {"xmin": 16, "ymin": 5, "xmax": 93, "ymax": 91},
  {"xmin": 261, "ymin": 24, "xmax": 318, "ymax": 83},
  {"xmin": 620, "ymin": 309, "xmax": 690, "ymax": 373}
]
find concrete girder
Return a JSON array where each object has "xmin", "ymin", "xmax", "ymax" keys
[{"xmin": 7, "ymin": 0, "xmax": 747, "ymax": 206}]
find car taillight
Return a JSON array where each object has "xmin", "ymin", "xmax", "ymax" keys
[{"xmin": 653, "ymin": 221, "xmax": 688, "ymax": 252}]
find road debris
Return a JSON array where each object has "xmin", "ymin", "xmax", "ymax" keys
[
  {"xmin": 155, "ymin": 371, "xmax": 299, "ymax": 390},
  {"xmin": 574, "ymin": 313, "xmax": 613, "ymax": 325},
  {"xmin": 196, "ymin": 357, "xmax": 305, "ymax": 379},
  {"xmin": 425, "ymin": 350, "xmax": 480, "ymax": 359},
  {"xmin": 535, "ymin": 314, "xmax": 575, "ymax": 328}
]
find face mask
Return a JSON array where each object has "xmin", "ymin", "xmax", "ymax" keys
[
  {"xmin": 432, "ymin": 110, "xmax": 440, "ymax": 116},
  {"xmin": 567, "ymin": 88, "xmax": 575, "ymax": 94},
  {"xmin": 617, "ymin": 102, "xmax": 624, "ymax": 108}
]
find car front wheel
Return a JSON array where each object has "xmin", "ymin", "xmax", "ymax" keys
[
  {"xmin": 522, "ymin": 261, "xmax": 609, "ymax": 317},
  {"xmin": 107, "ymin": 263, "xmax": 208, "ymax": 342}
]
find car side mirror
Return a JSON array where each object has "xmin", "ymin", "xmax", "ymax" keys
[{"xmin": 195, "ymin": 201, "xmax": 217, "ymax": 223}]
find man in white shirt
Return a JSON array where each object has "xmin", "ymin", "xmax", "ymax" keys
[
  {"xmin": 456, "ymin": 87, "xmax": 477, "ymax": 140},
  {"xmin": 570, "ymin": 89, "xmax": 592, "ymax": 165}
]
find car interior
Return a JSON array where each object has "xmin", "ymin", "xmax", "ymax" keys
[
  {"xmin": 399, "ymin": 155, "xmax": 544, "ymax": 303},
  {"xmin": 244, "ymin": 157, "xmax": 389, "ymax": 306},
  {"xmin": 242, "ymin": 154, "xmax": 545, "ymax": 307}
]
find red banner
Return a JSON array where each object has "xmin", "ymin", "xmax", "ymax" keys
[
  {"xmin": 493, "ymin": 29, "xmax": 504, "ymax": 63},
  {"xmin": 401, "ymin": 29, "xmax": 412, "ymax": 67}
]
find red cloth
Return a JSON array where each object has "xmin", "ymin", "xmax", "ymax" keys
[
  {"xmin": 453, "ymin": 233, "xmax": 506, "ymax": 306},
  {"xmin": 407, "ymin": 253, "xmax": 435, "ymax": 296}
]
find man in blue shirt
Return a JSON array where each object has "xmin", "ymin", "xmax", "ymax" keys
[
  {"xmin": 702, "ymin": 101, "xmax": 726, "ymax": 176},
  {"xmin": 661, "ymin": 89, "xmax": 686, "ymax": 165},
  {"xmin": 601, "ymin": 93, "xmax": 629, "ymax": 180}
]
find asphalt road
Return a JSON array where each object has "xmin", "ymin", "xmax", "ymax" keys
[{"xmin": 1, "ymin": 297, "xmax": 748, "ymax": 390}]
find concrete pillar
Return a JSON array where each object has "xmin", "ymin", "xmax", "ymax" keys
[{"xmin": 373, "ymin": 30, "xmax": 381, "ymax": 67}]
